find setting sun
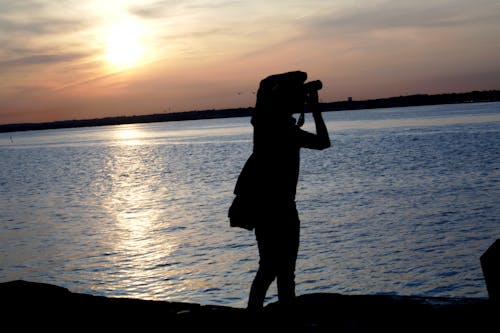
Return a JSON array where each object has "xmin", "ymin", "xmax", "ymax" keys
[{"xmin": 105, "ymin": 21, "xmax": 144, "ymax": 69}]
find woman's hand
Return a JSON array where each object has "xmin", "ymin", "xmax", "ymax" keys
[{"xmin": 306, "ymin": 90, "xmax": 319, "ymax": 107}]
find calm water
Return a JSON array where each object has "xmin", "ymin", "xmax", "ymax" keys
[{"xmin": 1, "ymin": 103, "xmax": 499, "ymax": 307}]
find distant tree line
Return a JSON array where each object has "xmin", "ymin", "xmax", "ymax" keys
[
  {"xmin": 320, "ymin": 90, "xmax": 500, "ymax": 112},
  {"xmin": 1, "ymin": 90, "xmax": 499, "ymax": 133}
]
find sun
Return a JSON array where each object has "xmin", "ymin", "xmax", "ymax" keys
[{"xmin": 105, "ymin": 21, "xmax": 144, "ymax": 69}]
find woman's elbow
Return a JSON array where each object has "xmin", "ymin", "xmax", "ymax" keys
[{"xmin": 318, "ymin": 140, "xmax": 331, "ymax": 150}]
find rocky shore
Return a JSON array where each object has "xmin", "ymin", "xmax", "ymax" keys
[{"xmin": 1, "ymin": 280, "xmax": 497, "ymax": 332}]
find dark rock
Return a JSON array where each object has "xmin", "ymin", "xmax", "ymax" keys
[
  {"xmin": 1, "ymin": 280, "xmax": 497, "ymax": 332},
  {"xmin": 481, "ymin": 239, "xmax": 500, "ymax": 302},
  {"xmin": 0, "ymin": 280, "xmax": 244, "ymax": 330}
]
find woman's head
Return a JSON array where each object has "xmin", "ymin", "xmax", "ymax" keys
[{"xmin": 255, "ymin": 71, "xmax": 308, "ymax": 117}]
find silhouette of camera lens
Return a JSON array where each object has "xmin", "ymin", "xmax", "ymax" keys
[{"xmin": 304, "ymin": 80, "xmax": 323, "ymax": 93}]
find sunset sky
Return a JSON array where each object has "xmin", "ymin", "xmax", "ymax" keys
[{"xmin": 1, "ymin": 0, "xmax": 499, "ymax": 124}]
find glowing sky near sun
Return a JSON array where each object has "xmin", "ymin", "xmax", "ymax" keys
[{"xmin": 1, "ymin": 0, "xmax": 499, "ymax": 124}]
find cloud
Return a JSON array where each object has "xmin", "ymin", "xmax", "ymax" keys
[
  {"xmin": 128, "ymin": 1, "xmax": 179, "ymax": 19},
  {"xmin": 0, "ymin": 0, "xmax": 89, "ymax": 37},
  {"xmin": 303, "ymin": 0, "xmax": 500, "ymax": 38},
  {"xmin": 0, "ymin": 0, "xmax": 45, "ymax": 15},
  {"xmin": 0, "ymin": 1, "xmax": 100, "ymax": 78},
  {"xmin": 0, "ymin": 16, "xmax": 85, "ymax": 35},
  {"xmin": 0, "ymin": 53, "xmax": 90, "ymax": 68},
  {"xmin": 128, "ymin": 0, "xmax": 240, "ymax": 19},
  {"xmin": 0, "ymin": 2, "xmax": 93, "ymax": 65}
]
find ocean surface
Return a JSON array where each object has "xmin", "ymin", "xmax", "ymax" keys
[{"xmin": 1, "ymin": 102, "xmax": 499, "ymax": 308}]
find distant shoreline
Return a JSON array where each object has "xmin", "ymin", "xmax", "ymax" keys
[{"xmin": 1, "ymin": 90, "xmax": 499, "ymax": 133}]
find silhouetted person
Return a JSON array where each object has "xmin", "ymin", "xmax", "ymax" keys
[{"xmin": 229, "ymin": 71, "xmax": 331, "ymax": 310}]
